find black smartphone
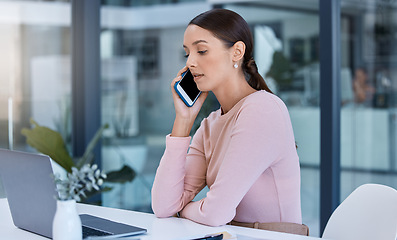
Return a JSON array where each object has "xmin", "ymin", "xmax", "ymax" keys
[
  {"xmin": 190, "ymin": 233, "xmax": 223, "ymax": 240},
  {"xmin": 174, "ymin": 69, "xmax": 202, "ymax": 107}
]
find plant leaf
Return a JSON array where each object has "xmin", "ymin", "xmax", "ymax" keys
[
  {"xmin": 21, "ymin": 119, "xmax": 74, "ymax": 172},
  {"xmin": 76, "ymin": 123, "xmax": 109, "ymax": 169},
  {"xmin": 105, "ymin": 165, "xmax": 136, "ymax": 183}
]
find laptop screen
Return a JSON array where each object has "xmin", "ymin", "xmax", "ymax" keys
[{"xmin": 0, "ymin": 149, "xmax": 57, "ymax": 238}]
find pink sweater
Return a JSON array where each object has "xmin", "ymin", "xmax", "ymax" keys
[{"xmin": 151, "ymin": 90, "xmax": 302, "ymax": 226}]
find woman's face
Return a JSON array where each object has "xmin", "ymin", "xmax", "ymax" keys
[{"xmin": 183, "ymin": 24, "xmax": 235, "ymax": 92}]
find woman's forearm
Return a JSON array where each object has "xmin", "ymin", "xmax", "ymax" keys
[{"xmin": 171, "ymin": 116, "xmax": 195, "ymax": 137}]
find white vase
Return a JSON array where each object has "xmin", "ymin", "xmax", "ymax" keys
[{"xmin": 52, "ymin": 199, "xmax": 82, "ymax": 240}]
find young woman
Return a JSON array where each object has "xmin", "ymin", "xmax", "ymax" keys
[{"xmin": 151, "ymin": 9, "xmax": 302, "ymax": 227}]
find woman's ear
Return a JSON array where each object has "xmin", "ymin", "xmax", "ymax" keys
[{"xmin": 232, "ymin": 41, "xmax": 246, "ymax": 62}]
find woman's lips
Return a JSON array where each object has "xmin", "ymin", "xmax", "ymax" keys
[{"xmin": 193, "ymin": 73, "xmax": 203, "ymax": 81}]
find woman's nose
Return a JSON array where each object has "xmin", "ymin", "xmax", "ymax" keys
[{"xmin": 186, "ymin": 54, "xmax": 196, "ymax": 68}]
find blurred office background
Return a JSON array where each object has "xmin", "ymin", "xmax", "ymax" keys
[{"xmin": 0, "ymin": 0, "xmax": 396, "ymax": 237}]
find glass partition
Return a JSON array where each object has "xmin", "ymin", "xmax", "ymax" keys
[
  {"xmin": 99, "ymin": 1, "xmax": 214, "ymax": 212},
  {"xmin": 340, "ymin": 0, "xmax": 397, "ymax": 206},
  {"xmin": 0, "ymin": 0, "xmax": 71, "ymax": 198}
]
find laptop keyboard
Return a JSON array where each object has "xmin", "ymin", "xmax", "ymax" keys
[{"xmin": 82, "ymin": 225, "xmax": 112, "ymax": 238}]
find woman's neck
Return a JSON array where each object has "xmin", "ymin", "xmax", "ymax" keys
[{"xmin": 213, "ymin": 76, "xmax": 257, "ymax": 114}]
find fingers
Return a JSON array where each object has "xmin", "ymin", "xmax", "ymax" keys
[
  {"xmin": 171, "ymin": 75, "xmax": 182, "ymax": 90},
  {"xmin": 171, "ymin": 66, "xmax": 189, "ymax": 89},
  {"xmin": 177, "ymin": 66, "xmax": 189, "ymax": 77}
]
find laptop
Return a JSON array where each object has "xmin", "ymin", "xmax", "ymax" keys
[{"xmin": 0, "ymin": 148, "xmax": 147, "ymax": 239}]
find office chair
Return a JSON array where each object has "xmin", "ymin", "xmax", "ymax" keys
[
  {"xmin": 322, "ymin": 183, "xmax": 397, "ymax": 240},
  {"xmin": 229, "ymin": 221, "xmax": 309, "ymax": 236}
]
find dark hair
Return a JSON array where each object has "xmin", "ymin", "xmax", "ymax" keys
[{"xmin": 189, "ymin": 9, "xmax": 272, "ymax": 93}]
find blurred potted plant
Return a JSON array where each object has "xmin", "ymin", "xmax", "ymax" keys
[
  {"xmin": 21, "ymin": 119, "xmax": 136, "ymax": 203},
  {"xmin": 52, "ymin": 164, "xmax": 107, "ymax": 240}
]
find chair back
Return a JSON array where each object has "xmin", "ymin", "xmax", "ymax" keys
[{"xmin": 322, "ymin": 183, "xmax": 397, "ymax": 240}]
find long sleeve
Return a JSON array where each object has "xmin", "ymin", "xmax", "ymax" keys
[
  {"xmin": 152, "ymin": 91, "xmax": 301, "ymax": 226},
  {"xmin": 180, "ymin": 100, "xmax": 296, "ymax": 226},
  {"xmin": 151, "ymin": 130, "xmax": 207, "ymax": 218}
]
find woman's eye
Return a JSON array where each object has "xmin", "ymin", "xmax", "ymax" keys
[{"xmin": 183, "ymin": 50, "xmax": 206, "ymax": 58}]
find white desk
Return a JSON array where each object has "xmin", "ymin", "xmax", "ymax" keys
[{"xmin": 0, "ymin": 198, "xmax": 324, "ymax": 240}]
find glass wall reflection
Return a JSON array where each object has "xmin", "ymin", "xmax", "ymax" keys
[
  {"xmin": 99, "ymin": 1, "xmax": 215, "ymax": 212},
  {"xmin": 0, "ymin": 0, "xmax": 71, "ymax": 197},
  {"xmin": 340, "ymin": 0, "xmax": 397, "ymax": 212}
]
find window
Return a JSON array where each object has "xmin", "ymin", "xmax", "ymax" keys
[
  {"xmin": 0, "ymin": 0, "xmax": 71, "ymax": 197},
  {"xmin": 340, "ymin": 0, "xmax": 397, "ymax": 210},
  {"xmin": 99, "ymin": 1, "xmax": 213, "ymax": 211}
]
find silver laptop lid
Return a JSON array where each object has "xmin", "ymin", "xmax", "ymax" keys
[{"xmin": 0, "ymin": 149, "xmax": 57, "ymax": 238}]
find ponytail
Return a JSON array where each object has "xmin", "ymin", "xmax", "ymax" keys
[{"xmin": 243, "ymin": 57, "xmax": 273, "ymax": 93}]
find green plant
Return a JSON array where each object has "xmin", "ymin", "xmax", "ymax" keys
[
  {"xmin": 21, "ymin": 119, "xmax": 136, "ymax": 201},
  {"xmin": 265, "ymin": 51, "xmax": 294, "ymax": 90}
]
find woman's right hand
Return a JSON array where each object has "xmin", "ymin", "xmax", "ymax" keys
[{"xmin": 170, "ymin": 66, "xmax": 208, "ymax": 137}]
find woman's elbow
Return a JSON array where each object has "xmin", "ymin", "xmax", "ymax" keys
[
  {"xmin": 152, "ymin": 204, "xmax": 171, "ymax": 218},
  {"xmin": 151, "ymin": 202, "xmax": 178, "ymax": 218},
  {"xmin": 153, "ymin": 210, "xmax": 172, "ymax": 218},
  {"xmin": 202, "ymin": 215, "xmax": 231, "ymax": 227},
  {"xmin": 203, "ymin": 219, "xmax": 226, "ymax": 227}
]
